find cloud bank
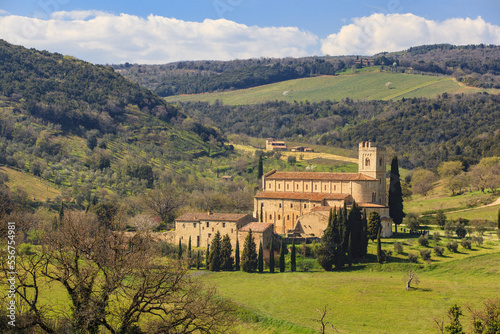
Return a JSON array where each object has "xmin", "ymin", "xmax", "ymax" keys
[
  {"xmin": 0, "ymin": 11, "xmax": 499, "ymax": 64},
  {"xmin": 321, "ymin": 13, "xmax": 500, "ymax": 56},
  {"xmin": 0, "ymin": 10, "xmax": 318, "ymax": 64}
]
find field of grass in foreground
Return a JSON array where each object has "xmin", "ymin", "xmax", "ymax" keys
[{"xmin": 202, "ymin": 235, "xmax": 500, "ymax": 334}]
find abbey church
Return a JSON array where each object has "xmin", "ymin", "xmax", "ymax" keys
[{"xmin": 254, "ymin": 142, "xmax": 393, "ymax": 237}]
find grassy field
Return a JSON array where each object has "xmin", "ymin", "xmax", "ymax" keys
[
  {"xmin": 0, "ymin": 166, "xmax": 61, "ymax": 201},
  {"xmin": 202, "ymin": 233, "xmax": 500, "ymax": 334},
  {"xmin": 166, "ymin": 69, "xmax": 499, "ymax": 105}
]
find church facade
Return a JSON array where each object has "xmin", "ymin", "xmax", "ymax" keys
[{"xmin": 254, "ymin": 142, "xmax": 392, "ymax": 236}]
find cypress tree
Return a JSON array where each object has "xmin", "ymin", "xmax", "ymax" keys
[
  {"xmin": 178, "ymin": 239, "xmax": 183, "ymax": 260},
  {"xmin": 187, "ymin": 236, "xmax": 192, "ymax": 260},
  {"xmin": 241, "ymin": 230, "xmax": 258, "ymax": 273},
  {"xmin": 220, "ymin": 234, "xmax": 234, "ymax": 271},
  {"xmin": 206, "ymin": 244, "xmax": 210, "ymax": 269},
  {"xmin": 497, "ymin": 207, "xmax": 500, "ymax": 230},
  {"xmin": 269, "ymin": 238, "xmax": 275, "ymax": 273},
  {"xmin": 388, "ymin": 156, "xmax": 405, "ymax": 233},
  {"xmin": 258, "ymin": 156, "xmax": 264, "ymax": 180},
  {"xmin": 349, "ymin": 202, "xmax": 364, "ymax": 261},
  {"xmin": 347, "ymin": 230, "xmax": 353, "ymax": 267},
  {"xmin": 367, "ymin": 211, "xmax": 382, "ymax": 241},
  {"xmin": 258, "ymin": 242, "xmax": 264, "ymax": 273},
  {"xmin": 209, "ymin": 231, "xmax": 222, "ymax": 271},
  {"xmin": 235, "ymin": 238, "xmax": 240, "ymax": 271},
  {"xmin": 360, "ymin": 209, "xmax": 369, "ymax": 257},
  {"xmin": 376, "ymin": 226, "xmax": 384, "ymax": 264},
  {"xmin": 279, "ymin": 238, "xmax": 286, "ymax": 272},
  {"xmin": 196, "ymin": 250, "xmax": 201, "ymax": 270},
  {"xmin": 317, "ymin": 209, "xmax": 337, "ymax": 271},
  {"xmin": 290, "ymin": 238, "xmax": 296, "ymax": 272}
]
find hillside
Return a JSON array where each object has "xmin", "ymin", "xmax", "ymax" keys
[
  {"xmin": 115, "ymin": 44, "xmax": 500, "ymax": 97},
  {"xmin": 0, "ymin": 40, "xmax": 230, "ymax": 207},
  {"xmin": 164, "ymin": 67, "xmax": 497, "ymax": 105}
]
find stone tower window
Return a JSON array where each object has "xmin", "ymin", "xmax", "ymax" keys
[
  {"xmin": 379, "ymin": 158, "xmax": 383, "ymax": 166},
  {"xmin": 365, "ymin": 158, "xmax": 370, "ymax": 167}
]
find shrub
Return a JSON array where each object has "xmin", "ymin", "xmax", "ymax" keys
[
  {"xmin": 471, "ymin": 235, "xmax": 483, "ymax": 246},
  {"xmin": 405, "ymin": 212, "xmax": 420, "ymax": 231},
  {"xmin": 417, "ymin": 235, "xmax": 429, "ymax": 247},
  {"xmin": 408, "ymin": 252, "xmax": 419, "ymax": 263},
  {"xmin": 455, "ymin": 223, "xmax": 467, "ymax": 239},
  {"xmin": 420, "ymin": 249, "xmax": 432, "ymax": 261},
  {"xmin": 460, "ymin": 238, "xmax": 472, "ymax": 250},
  {"xmin": 433, "ymin": 246, "xmax": 444, "ymax": 256},
  {"xmin": 394, "ymin": 242, "xmax": 404, "ymax": 254},
  {"xmin": 432, "ymin": 232, "xmax": 441, "ymax": 242},
  {"xmin": 447, "ymin": 241, "xmax": 459, "ymax": 253}
]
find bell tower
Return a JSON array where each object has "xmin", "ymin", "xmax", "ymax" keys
[{"xmin": 358, "ymin": 142, "xmax": 386, "ymax": 205}]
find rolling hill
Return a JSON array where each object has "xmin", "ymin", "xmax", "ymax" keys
[{"xmin": 165, "ymin": 67, "xmax": 498, "ymax": 105}]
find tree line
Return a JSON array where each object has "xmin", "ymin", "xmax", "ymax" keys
[{"xmin": 181, "ymin": 92, "xmax": 500, "ymax": 169}]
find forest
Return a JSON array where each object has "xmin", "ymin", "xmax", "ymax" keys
[{"xmin": 180, "ymin": 92, "xmax": 500, "ymax": 169}]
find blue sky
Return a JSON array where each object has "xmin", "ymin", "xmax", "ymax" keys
[{"xmin": 0, "ymin": 0, "xmax": 499, "ymax": 63}]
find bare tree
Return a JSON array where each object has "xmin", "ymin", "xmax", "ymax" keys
[
  {"xmin": 313, "ymin": 304, "xmax": 337, "ymax": 333},
  {"xmin": 1, "ymin": 211, "xmax": 234, "ymax": 333},
  {"xmin": 142, "ymin": 184, "xmax": 186, "ymax": 223},
  {"xmin": 405, "ymin": 270, "xmax": 420, "ymax": 290}
]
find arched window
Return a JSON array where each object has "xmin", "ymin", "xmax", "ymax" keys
[{"xmin": 365, "ymin": 158, "xmax": 370, "ymax": 167}]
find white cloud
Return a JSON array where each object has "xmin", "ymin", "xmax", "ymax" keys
[
  {"xmin": 321, "ymin": 13, "xmax": 500, "ymax": 56},
  {"xmin": 0, "ymin": 11, "xmax": 318, "ymax": 64}
]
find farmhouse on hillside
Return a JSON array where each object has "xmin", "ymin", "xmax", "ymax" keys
[
  {"xmin": 266, "ymin": 138, "xmax": 287, "ymax": 151},
  {"xmin": 254, "ymin": 141, "xmax": 392, "ymax": 237}
]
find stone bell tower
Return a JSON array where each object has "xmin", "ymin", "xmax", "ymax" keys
[{"xmin": 358, "ymin": 142, "xmax": 386, "ymax": 205}]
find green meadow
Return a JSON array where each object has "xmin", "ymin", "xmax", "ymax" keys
[
  {"xmin": 202, "ymin": 232, "xmax": 500, "ymax": 334},
  {"xmin": 165, "ymin": 68, "xmax": 498, "ymax": 105}
]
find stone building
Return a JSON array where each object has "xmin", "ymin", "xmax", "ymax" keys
[
  {"xmin": 266, "ymin": 138, "xmax": 287, "ymax": 151},
  {"xmin": 237, "ymin": 222, "xmax": 274, "ymax": 250},
  {"xmin": 254, "ymin": 141, "xmax": 392, "ymax": 236},
  {"xmin": 175, "ymin": 212, "xmax": 256, "ymax": 248}
]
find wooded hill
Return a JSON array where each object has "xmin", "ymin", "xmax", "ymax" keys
[
  {"xmin": 0, "ymin": 40, "xmax": 233, "ymax": 209},
  {"xmin": 114, "ymin": 44, "xmax": 500, "ymax": 96},
  {"xmin": 179, "ymin": 92, "xmax": 500, "ymax": 169}
]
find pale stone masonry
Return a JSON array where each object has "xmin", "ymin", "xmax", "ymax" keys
[
  {"xmin": 254, "ymin": 141, "xmax": 392, "ymax": 236},
  {"xmin": 175, "ymin": 212, "xmax": 256, "ymax": 248}
]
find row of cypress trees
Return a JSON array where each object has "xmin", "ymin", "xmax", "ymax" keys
[{"xmin": 181, "ymin": 229, "xmax": 297, "ymax": 273}]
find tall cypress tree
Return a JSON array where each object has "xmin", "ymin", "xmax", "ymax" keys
[
  {"xmin": 290, "ymin": 238, "xmax": 296, "ymax": 272},
  {"xmin": 196, "ymin": 250, "xmax": 201, "ymax": 270},
  {"xmin": 279, "ymin": 238, "xmax": 286, "ymax": 272},
  {"xmin": 367, "ymin": 211, "xmax": 382, "ymax": 242},
  {"xmin": 349, "ymin": 202, "xmax": 364, "ymax": 261},
  {"xmin": 269, "ymin": 238, "xmax": 275, "ymax": 273},
  {"xmin": 178, "ymin": 239, "xmax": 183, "ymax": 260},
  {"xmin": 234, "ymin": 238, "xmax": 240, "ymax": 271},
  {"xmin": 317, "ymin": 209, "xmax": 337, "ymax": 271},
  {"xmin": 220, "ymin": 234, "xmax": 234, "ymax": 271},
  {"xmin": 205, "ymin": 244, "xmax": 210, "ymax": 269},
  {"xmin": 209, "ymin": 231, "xmax": 222, "ymax": 271},
  {"xmin": 361, "ymin": 209, "xmax": 369, "ymax": 257},
  {"xmin": 389, "ymin": 156, "xmax": 405, "ymax": 233},
  {"xmin": 376, "ymin": 226, "xmax": 384, "ymax": 264},
  {"xmin": 258, "ymin": 242, "xmax": 264, "ymax": 273},
  {"xmin": 497, "ymin": 207, "xmax": 500, "ymax": 230},
  {"xmin": 187, "ymin": 236, "xmax": 192, "ymax": 261},
  {"xmin": 258, "ymin": 156, "xmax": 264, "ymax": 180},
  {"xmin": 241, "ymin": 230, "xmax": 257, "ymax": 273}
]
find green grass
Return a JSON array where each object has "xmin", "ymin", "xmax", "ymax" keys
[
  {"xmin": 404, "ymin": 191, "xmax": 496, "ymax": 216},
  {"xmin": 165, "ymin": 70, "xmax": 499, "ymax": 105},
  {"xmin": 0, "ymin": 166, "xmax": 61, "ymax": 201},
  {"xmin": 446, "ymin": 204, "xmax": 500, "ymax": 222},
  {"xmin": 202, "ymin": 238, "xmax": 500, "ymax": 334}
]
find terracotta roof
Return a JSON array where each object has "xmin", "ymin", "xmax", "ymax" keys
[
  {"xmin": 176, "ymin": 212, "xmax": 250, "ymax": 222},
  {"xmin": 311, "ymin": 206, "xmax": 337, "ymax": 213},
  {"xmin": 239, "ymin": 222, "xmax": 274, "ymax": 233},
  {"xmin": 255, "ymin": 191, "xmax": 351, "ymax": 202},
  {"xmin": 265, "ymin": 171, "xmax": 377, "ymax": 181}
]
